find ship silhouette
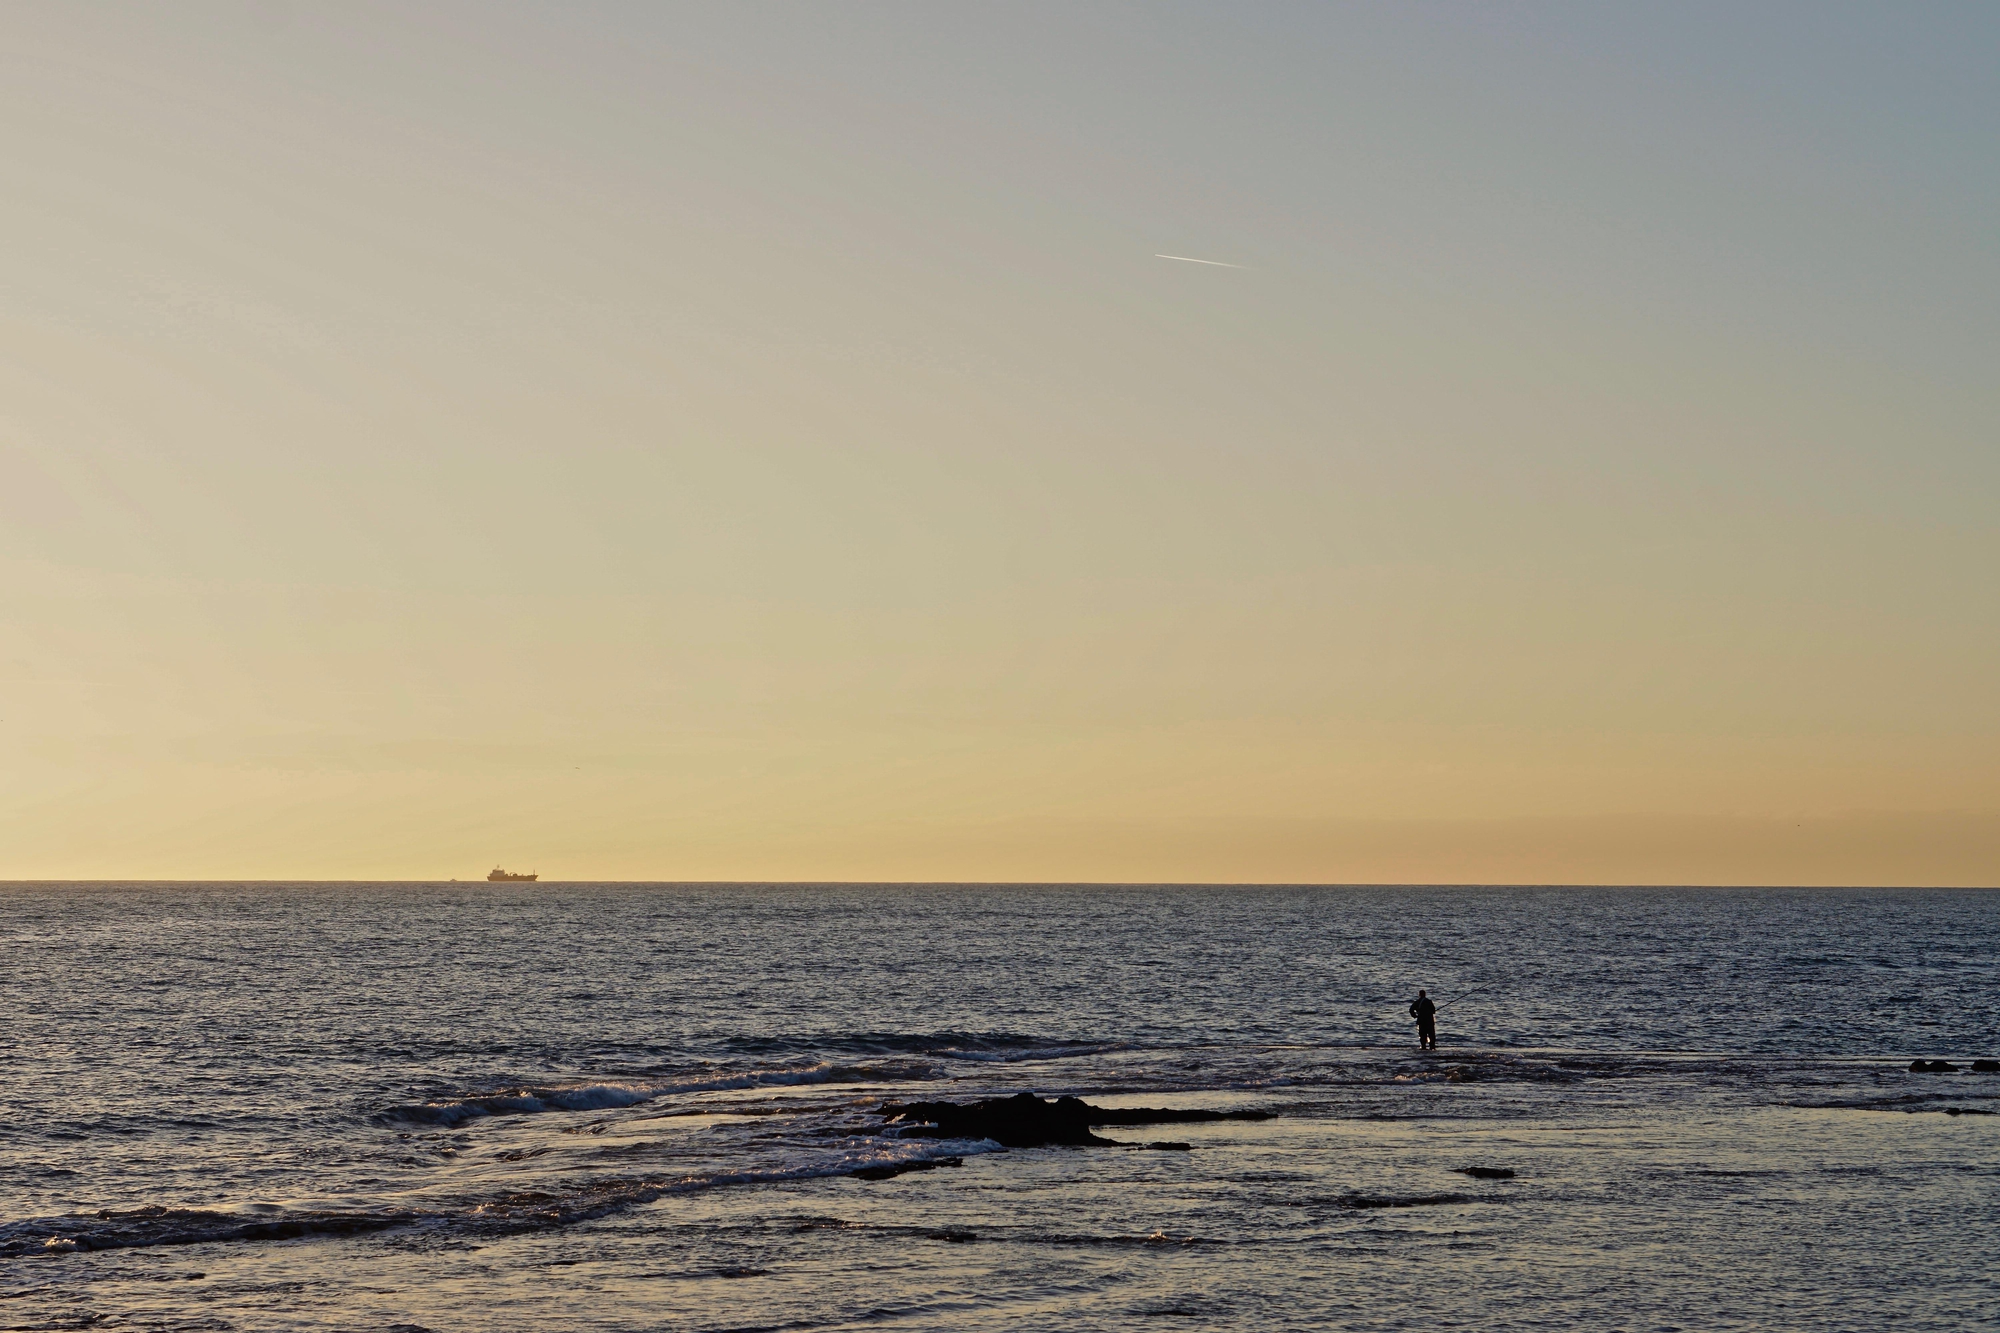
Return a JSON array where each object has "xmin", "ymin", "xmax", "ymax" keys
[{"xmin": 487, "ymin": 867, "xmax": 538, "ymax": 882}]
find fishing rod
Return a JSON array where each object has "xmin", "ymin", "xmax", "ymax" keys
[{"xmin": 1433, "ymin": 981, "xmax": 1498, "ymax": 1013}]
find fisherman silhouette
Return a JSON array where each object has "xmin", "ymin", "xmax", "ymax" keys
[{"xmin": 1410, "ymin": 989, "xmax": 1438, "ymax": 1050}]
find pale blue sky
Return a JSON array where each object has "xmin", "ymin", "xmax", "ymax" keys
[{"xmin": 2, "ymin": 3, "xmax": 1995, "ymax": 880}]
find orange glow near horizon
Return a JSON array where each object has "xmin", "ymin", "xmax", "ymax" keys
[{"xmin": 2, "ymin": 6, "xmax": 1996, "ymax": 885}]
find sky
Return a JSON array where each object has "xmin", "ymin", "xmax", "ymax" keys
[{"xmin": 2, "ymin": 2, "xmax": 1996, "ymax": 884}]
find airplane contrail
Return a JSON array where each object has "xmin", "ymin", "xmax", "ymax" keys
[{"xmin": 1155, "ymin": 253, "xmax": 1245, "ymax": 268}]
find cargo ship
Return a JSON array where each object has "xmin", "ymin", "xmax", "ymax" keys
[{"xmin": 487, "ymin": 867, "xmax": 538, "ymax": 882}]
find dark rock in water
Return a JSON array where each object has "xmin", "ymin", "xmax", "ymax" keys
[
  {"xmin": 1909, "ymin": 1059, "xmax": 1959, "ymax": 1073},
  {"xmin": 1972, "ymin": 1060, "xmax": 2000, "ymax": 1073},
  {"xmin": 1456, "ymin": 1166, "xmax": 1516, "ymax": 1179},
  {"xmin": 1147, "ymin": 1141, "xmax": 1194, "ymax": 1151},
  {"xmin": 875, "ymin": 1092, "xmax": 1273, "ymax": 1148}
]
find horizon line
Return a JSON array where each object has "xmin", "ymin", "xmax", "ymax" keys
[{"xmin": 1, "ymin": 878, "xmax": 1991, "ymax": 890}]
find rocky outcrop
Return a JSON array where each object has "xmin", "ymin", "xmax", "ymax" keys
[
  {"xmin": 874, "ymin": 1093, "xmax": 1273, "ymax": 1147},
  {"xmin": 1907, "ymin": 1057, "xmax": 2000, "ymax": 1073}
]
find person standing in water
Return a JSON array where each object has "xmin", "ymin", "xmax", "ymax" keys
[{"xmin": 1410, "ymin": 989, "xmax": 1438, "ymax": 1050}]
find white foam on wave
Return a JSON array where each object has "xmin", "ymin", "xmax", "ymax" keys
[
  {"xmin": 936, "ymin": 1042, "xmax": 1128, "ymax": 1063},
  {"xmin": 467, "ymin": 1136, "xmax": 1005, "ymax": 1226},
  {"xmin": 388, "ymin": 1061, "xmax": 940, "ymax": 1125},
  {"xmin": 4, "ymin": 1134, "xmax": 1005, "ymax": 1256}
]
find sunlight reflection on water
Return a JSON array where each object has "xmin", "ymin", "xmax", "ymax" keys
[{"xmin": 2, "ymin": 883, "xmax": 1995, "ymax": 1329}]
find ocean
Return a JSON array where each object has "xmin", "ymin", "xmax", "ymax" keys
[{"xmin": 2, "ymin": 883, "xmax": 1995, "ymax": 1331}]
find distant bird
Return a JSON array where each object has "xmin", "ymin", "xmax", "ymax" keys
[{"xmin": 1155, "ymin": 253, "xmax": 1245, "ymax": 268}]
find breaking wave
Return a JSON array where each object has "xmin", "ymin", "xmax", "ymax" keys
[
  {"xmin": 5, "ymin": 1141, "xmax": 1001, "ymax": 1258},
  {"xmin": 3, "ymin": 1206, "xmax": 416, "ymax": 1257},
  {"xmin": 384, "ymin": 1061, "xmax": 945, "ymax": 1126},
  {"xmin": 721, "ymin": 1031, "xmax": 1128, "ymax": 1063}
]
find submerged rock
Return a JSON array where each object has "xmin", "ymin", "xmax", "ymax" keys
[
  {"xmin": 1338, "ymin": 1192, "xmax": 1476, "ymax": 1210},
  {"xmin": 874, "ymin": 1093, "xmax": 1273, "ymax": 1148},
  {"xmin": 1972, "ymin": 1060, "xmax": 2000, "ymax": 1073},
  {"xmin": 1456, "ymin": 1166, "xmax": 1517, "ymax": 1179},
  {"xmin": 1909, "ymin": 1059, "xmax": 1959, "ymax": 1073}
]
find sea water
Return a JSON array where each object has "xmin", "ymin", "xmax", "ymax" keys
[{"xmin": 2, "ymin": 883, "xmax": 1995, "ymax": 1331}]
